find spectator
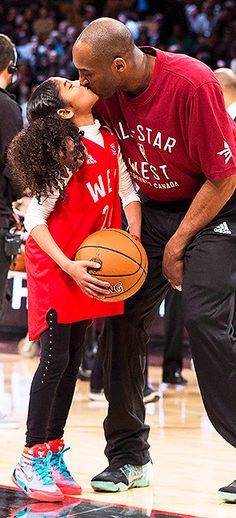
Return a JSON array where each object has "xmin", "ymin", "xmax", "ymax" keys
[
  {"xmin": 214, "ymin": 67, "xmax": 236, "ymax": 120},
  {"xmin": 32, "ymin": 7, "xmax": 55, "ymax": 41},
  {"xmin": 158, "ymin": 0, "xmax": 197, "ymax": 55},
  {"xmin": 0, "ymin": 34, "xmax": 23, "ymax": 317},
  {"xmin": 0, "ymin": 33, "xmax": 23, "ymax": 427}
]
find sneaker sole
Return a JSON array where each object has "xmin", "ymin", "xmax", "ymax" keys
[
  {"xmin": 89, "ymin": 393, "xmax": 107, "ymax": 402},
  {"xmin": 218, "ymin": 490, "xmax": 236, "ymax": 502},
  {"xmin": 91, "ymin": 478, "xmax": 151, "ymax": 492},
  {"xmin": 56, "ymin": 485, "xmax": 82, "ymax": 496},
  {"xmin": 12, "ymin": 473, "xmax": 64, "ymax": 502}
]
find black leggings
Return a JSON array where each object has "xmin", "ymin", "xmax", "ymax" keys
[{"xmin": 26, "ymin": 310, "xmax": 88, "ymax": 447}]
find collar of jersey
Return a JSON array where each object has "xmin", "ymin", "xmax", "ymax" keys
[{"xmin": 79, "ymin": 118, "xmax": 101, "ymax": 136}]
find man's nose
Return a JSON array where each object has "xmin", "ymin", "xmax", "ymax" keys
[{"xmin": 79, "ymin": 73, "xmax": 89, "ymax": 86}]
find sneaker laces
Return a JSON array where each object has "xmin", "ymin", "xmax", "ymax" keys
[
  {"xmin": 50, "ymin": 447, "xmax": 72, "ymax": 480},
  {"xmin": 33, "ymin": 451, "xmax": 54, "ymax": 485}
]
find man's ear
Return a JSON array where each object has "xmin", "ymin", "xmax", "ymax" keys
[
  {"xmin": 112, "ymin": 57, "xmax": 126, "ymax": 73},
  {"xmin": 57, "ymin": 108, "xmax": 74, "ymax": 119}
]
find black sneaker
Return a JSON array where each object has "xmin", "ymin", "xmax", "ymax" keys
[
  {"xmin": 143, "ymin": 386, "xmax": 160, "ymax": 404},
  {"xmin": 162, "ymin": 369, "xmax": 188, "ymax": 385},
  {"xmin": 91, "ymin": 461, "xmax": 153, "ymax": 492},
  {"xmin": 89, "ymin": 389, "xmax": 106, "ymax": 401},
  {"xmin": 218, "ymin": 480, "xmax": 236, "ymax": 502}
]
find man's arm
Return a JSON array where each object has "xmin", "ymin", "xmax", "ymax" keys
[{"xmin": 163, "ymin": 174, "xmax": 236, "ymax": 288}]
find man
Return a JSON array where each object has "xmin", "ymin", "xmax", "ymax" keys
[
  {"xmin": 0, "ymin": 34, "xmax": 23, "ymax": 318},
  {"xmin": 213, "ymin": 67, "xmax": 236, "ymax": 368},
  {"xmin": 214, "ymin": 67, "xmax": 236, "ymax": 122},
  {"xmin": 0, "ymin": 34, "xmax": 23, "ymax": 427},
  {"xmin": 73, "ymin": 18, "xmax": 236, "ymax": 501}
]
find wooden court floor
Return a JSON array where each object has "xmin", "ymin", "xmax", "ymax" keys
[{"xmin": 0, "ymin": 352, "xmax": 236, "ymax": 518}]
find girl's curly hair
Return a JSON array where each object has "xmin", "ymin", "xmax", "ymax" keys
[{"xmin": 7, "ymin": 79, "xmax": 86, "ymax": 201}]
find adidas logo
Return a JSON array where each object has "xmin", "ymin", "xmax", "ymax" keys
[
  {"xmin": 213, "ymin": 221, "xmax": 231, "ymax": 234},
  {"xmin": 86, "ymin": 153, "xmax": 97, "ymax": 164}
]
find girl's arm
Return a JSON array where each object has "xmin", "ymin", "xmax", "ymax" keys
[
  {"xmin": 25, "ymin": 195, "xmax": 111, "ymax": 299},
  {"xmin": 24, "ymin": 192, "xmax": 63, "ymax": 234},
  {"xmin": 118, "ymin": 146, "xmax": 142, "ymax": 238}
]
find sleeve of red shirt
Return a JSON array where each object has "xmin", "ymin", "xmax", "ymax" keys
[{"xmin": 187, "ymin": 80, "xmax": 236, "ymax": 180}]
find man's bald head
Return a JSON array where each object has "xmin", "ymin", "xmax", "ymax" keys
[
  {"xmin": 74, "ymin": 17, "xmax": 134, "ymax": 63},
  {"xmin": 72, "ymin": 17, "xmax": 153, "ymax": 99},
  {"xmin": 72, "ymin": 17, "xmax": 144, "ymax": 98},
  {"xmin": 214, "ymin": 67, "xmax": 236, "ymax": 108}
]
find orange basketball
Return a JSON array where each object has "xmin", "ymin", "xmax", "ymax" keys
[{"xmin": 75, "ymin": 229, "xmax": 148, "ymax": 301}]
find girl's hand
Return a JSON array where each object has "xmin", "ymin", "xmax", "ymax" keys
[{"xmin": 65, "ymin": 260, "xmax": 111, "ymax": 299}]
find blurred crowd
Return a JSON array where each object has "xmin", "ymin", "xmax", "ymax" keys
[{"xmin": 1, "ymin": 0, "xmax": 236, "ymax": 123}]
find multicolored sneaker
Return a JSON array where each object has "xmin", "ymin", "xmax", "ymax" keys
[
  {"xmin": 218, "ymin": 480, "xmax": 236, "ymax": 502},
  {"xmin": 48, "ymin": 439, "xmax": 82, "ymax": 496},
  {"xmin": 91, "ymin": 460, "xmax": 153, "ymax": 492},
  {"xmin": 12, "ymin": 443, "xmax": 64, "ymax": 502}
]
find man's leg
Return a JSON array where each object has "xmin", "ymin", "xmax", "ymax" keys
[
  {"xmin": 90, "ymin": 202, "xmax": 172, "ymax": 491},
  {"xmin": 0, "ymin": 229, "xmax": 18, "ymax": 427},
  {"xmin": 162, "ymin": 288, "xmax": 187, "ymax": 385},
  {"xmin": 0, "ymin": 228, "xmax": 11, "ymax": 320},
  {"xmin": 183, "ymin": 230, "xmax": 236, "ymax": 447},
  {"xmin": 182, "ymin": 213, "xmax": 236, "ymax": 501},
  {"xmin": 91, "ymin": 200, "xmax": 193, "ymax": 491},
  {"xmin": 90, "ymin": 259, "xmax": 168, "ymax": 492}
]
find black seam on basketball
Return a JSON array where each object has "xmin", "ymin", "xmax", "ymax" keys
[
  {"xmin": 82, "ymin": 229, "xmax": 144, "ymax": 266},
  {"xmin": 103, "ymin": 229, "xmax": 144, "ymax": 264},
  {"xmin": 143, "ymin": 252, "xmax": 148, "ymax": 274},
  {"xmin": 107, "ymin": 268, "xmax": 146, "ymax": 299},
  {"xmin": 90, "ymin": 272, "xmax": 139, "ymax": 278},
  {"xmin": 79, "ymin": 244, "xmax": 147, "ymax": 275}
]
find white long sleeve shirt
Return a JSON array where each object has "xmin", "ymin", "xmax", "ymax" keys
[{"xmin": 24, "ymin": 119, "xmax": 140, "ymax": 233}]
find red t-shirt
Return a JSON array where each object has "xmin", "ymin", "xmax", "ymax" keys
[
  {"xmin": 25, "ymin": 129, "xmax": 123, "ymax": 340},
  {"xmin": 95, "ymin": 47, "xmax": 236, "ymax": 202}
]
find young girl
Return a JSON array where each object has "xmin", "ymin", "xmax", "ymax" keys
[{"xmin": 7, "ymin": 77, "xmax": 141, "ymax": 502}]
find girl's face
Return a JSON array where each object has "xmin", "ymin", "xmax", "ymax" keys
[{"xmin": 53, "ymin": 77, "xmax": 99, "ymax": 114}]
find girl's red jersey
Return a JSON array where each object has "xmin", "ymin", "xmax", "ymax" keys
[{"xmin": 25, "ymin": 128, "xmax": 123, "ymax": 340}]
